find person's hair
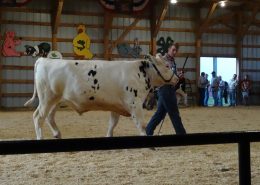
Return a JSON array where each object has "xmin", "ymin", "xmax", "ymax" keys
[{"xmin": 168, "ymin": 42, "xmax": 179, "ymax": 51}]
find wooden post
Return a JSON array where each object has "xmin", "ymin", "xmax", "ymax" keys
[
  {"xmin": 238, "ymin": 141, "xmax": 251, "ymax": 185},
  {"xmin": 195, "ymin": 36, "xmax": 201, "ymax": 105},
  {"xmin": 51, "ymin": 0, "xmax": 64, "ymax": 51},
  {"xmin": 149, "ymin": 0, "xmax": 168, "ymax": 56},
  {"xmin": 110, "ymin": 18, "xmax": 140, "ymax": 56},
  {"xmin": 0, "ymin": 10, "xmax": 2, "ymax": 108},
  {"xmin": 103, "ymin": 12, "xmax": 113, "ymax": 60},
  {"xmin": 195, "ymin": 3, "xmax": 202, "ymax": 106},
  {"xmin": 149, "ymin": 6, "xmax": 156, "ymax": 55},
  {"xmin": 52, "ymin": 34, "xmax": 58, "ymax": 50},
  {"xmin": 236, "ymin": 11, "xmax": 243, "ymax": 78}
]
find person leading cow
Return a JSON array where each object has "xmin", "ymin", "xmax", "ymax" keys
[{"xmin": 146, "ymin": 43, "xmax": 187, "ymax": 136}]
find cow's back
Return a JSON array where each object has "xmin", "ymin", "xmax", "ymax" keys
[{"xmin": 34, "ymin": 58, "xmax": 147, "ymax": 115}]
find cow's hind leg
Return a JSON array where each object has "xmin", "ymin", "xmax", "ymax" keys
[
  {"xmin": 33, "ymin": 103, "xmax": 52, "ymax": 140},
  {"xmin": 33, "ymin": 106, "xmax": 44, "ymax": 140},
  {"xmin": 46, "ymin": 104, "xmax": 61, "ymax": 139},
  {"xmin": 106, "ymin": 112, "xmax": 120, "ymax": 137}
]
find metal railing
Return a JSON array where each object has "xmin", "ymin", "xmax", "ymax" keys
[{"xmin": 1, "ymin": 131, "xmax": 260, "ymax": 185}]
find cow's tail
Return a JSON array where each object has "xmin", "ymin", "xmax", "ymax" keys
[{"xmin": 24, "ymin": 58, "xmax": 41, "ymax": 107}]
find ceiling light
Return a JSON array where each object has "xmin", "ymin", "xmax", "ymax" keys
[
  {"xmin": 170, "ymin": 0, "xmax": 177, "ymax": 4},
  {"xmin": 220, "ymin": 1, "xmax": 226, "ymax": 7}
]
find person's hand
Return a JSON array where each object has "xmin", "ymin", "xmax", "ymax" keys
[{"xmin": 178, "ymin": 70, "xmax": 184, "ymax": 78}]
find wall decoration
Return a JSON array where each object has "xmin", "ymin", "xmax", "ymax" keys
[
  {"xmin": 117, "ymin": 38, "xmax": 142, "ymax": 58},
  {"xmin": 2, "ymin": 31, "xmax": 22, "ymax": 57},
  {"xmin": 73, "ymin": 24, "xmax": 93, "ymax": 59},
  {"xmin": 99, "ymin": 0, "xmax": 150, "ymax": 14},
  {"xmin": 47, "ymin": 51, "xmax": 63, "ymax": 59},
  {"xmin": 156, "ymin": 36, "xmax": 174, "ymax": 56},
  {"xmin": 24, "ymin": 42, "xmax": 51, "ymax": 57}
]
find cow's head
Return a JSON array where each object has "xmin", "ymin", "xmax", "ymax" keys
[
  {"xmin": 146, "ymin": 53, "xmax": 179, "ymax": 86},
  {"xmin": 24, "ymin": 45, "xmax": 37, "ymax": 57}
]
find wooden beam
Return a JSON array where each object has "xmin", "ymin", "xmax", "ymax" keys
[
  {"xmin": 52, "ymin": 0, "xmax": 64, "ymax": 34},
  {"xmin": 1, "ymin": 79, "xmax": 34, "ymax": 84},
  {"xmin": 236, "ymin": 11, "xmax": 243, "ymax": 77},
  {"xmin": 52, "ymin": 0, "xmax": 64, "ymax": 50},
  {"xmin": 0, "ymin": 9, "xmax": 2, "ymax": 107},
  {"xmin": 199, "ymin": 2, "xmax": 218, "ymax": 34},
  {"xmin": 194, "ymin": 4, "xmax": 201, "ymax": 105},
  {"xmin": 150, "ymin": 3, "xmax": 156, "ymax": 55},
  {"xmin": 220, "ymin": 21, "xmax": 236, "ymax": 31},
  {"xmin": 103, "ymin": 11, "xmax": 113, "ymax": 60},
  {"xmin": 153, "ymin": 0, "xmax": 168, "ymax": 37},
  {"xmin": 110, "ymin": 18, "xmax": 140, "ymax": 52},
  {"xmin": 1, "ymin": 93, "xmax": 33, "ymax": 97},
  {"xmin": 205, "ymin": 12, "xmax": 236, "ymax": 28},
  {"xmin": 238, "ymin": 6, "xmax": 259, "ymax": 40}
]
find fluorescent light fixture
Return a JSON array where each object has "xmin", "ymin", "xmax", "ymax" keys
[
  {"xmin": 220, "ymin": 1, "xmax": 226, "ymax": 7},
  {"xmin": 170, "ymin": 0, "xmax": 177, "ymax": 4}
]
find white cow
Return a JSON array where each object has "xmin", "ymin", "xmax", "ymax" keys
[{"xmin": 24, "ymin": 54, "xmax": 179, "ymax": 139}]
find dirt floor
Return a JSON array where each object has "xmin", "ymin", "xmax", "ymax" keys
[{"xmin": 0, "ymin": 106, "xmax": 260, "ymax": 185}]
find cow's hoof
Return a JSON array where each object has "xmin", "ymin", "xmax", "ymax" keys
[{"xmin": 54, "ymin": 133, "xmax": 61, "ymax": 139}]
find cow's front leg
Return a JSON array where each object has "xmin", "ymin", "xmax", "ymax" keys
[
  {"xmin": 131, "ymin": 103, "xmax": 146, "ymax": 136},
  {"xmin": 106, "ymin": 112, "xmax": 120, "ymax": 137}
]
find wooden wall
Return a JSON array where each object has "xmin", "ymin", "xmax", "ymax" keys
[{"xmin": 0, "ymin": 0, "xmax": 260, "ymax": 108}]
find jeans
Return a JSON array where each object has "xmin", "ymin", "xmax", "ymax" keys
[
  {"xmin": 199, "ymin": 88, "xmax": 205, "ymax": 106},
  {"xmin": 204, "ymin": 88, "xmax": 209, "ymax": 106},
  {"xmin": 229, "ymin": 89, "xmax": 236, "ymax": 106},
  {"xmin": 146, "ymin": 85, "xmax": 186, "ymax": 135},
  {"xmin": 218, "ymin": 89, "xmax": 224, "ymax": 106},
  {"xmin": 242, "ymin": 91, "xmax": 249, "ymax": 105},
  {"xmin": 212, "ymin": 90, "xmax": 218, "ymax": 106}
]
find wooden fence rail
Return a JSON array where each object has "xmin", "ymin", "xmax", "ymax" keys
[{"xmin": 1, "ymin": 131, "xmax": 260, "ymax": 185}]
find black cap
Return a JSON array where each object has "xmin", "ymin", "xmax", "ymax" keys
[{"xmin": 211, "ymin": 71, "xmax": 216, "ymax": 74}]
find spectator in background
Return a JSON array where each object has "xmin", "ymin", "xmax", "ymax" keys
[
  {"xmin": 240, "ymin": 74, "xmax": 252, "ymax": 106},
  {"xmin": 223, "ymin": 81, "xmax": 229, "ymax": 104},
  {"xmin": 198, "ymin": 72, "xmax": 207, "ymax": 106},
  {"xmin": 218, "ymin": 76, "xmax": 225, "ymax": 106},
  {"xmin": 204, "ymin": 73, "xmax": 210, "ymax": 107},
  {"xmin": 210, "ymin": 71, "xmax": 219, "ymax": 106},
  {"xmin": 228, "ymin": 74, "xmax": 238, "ymax": 106}
]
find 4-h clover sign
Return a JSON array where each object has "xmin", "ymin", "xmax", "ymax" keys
[{"xmin": 156, "ymin": 37, "xmax": 174, "ymax": 56}]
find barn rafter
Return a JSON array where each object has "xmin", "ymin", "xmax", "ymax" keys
[
  {"xmin": 198, "ymin": 1, "xmax": 218, "ymax": 36},
  {"xmin": 51, "ymin": 0, "xmax": 64, "ymax": 50}
]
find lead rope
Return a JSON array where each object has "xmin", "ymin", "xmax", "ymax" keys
[{"xmin": 157, "ymin": 118, "xmax": 165, "ymax": 135}]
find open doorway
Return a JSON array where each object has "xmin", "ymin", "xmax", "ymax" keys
[{"xmin": 200, "ymin": 57, "xmax": 237, "ymax": 106}]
